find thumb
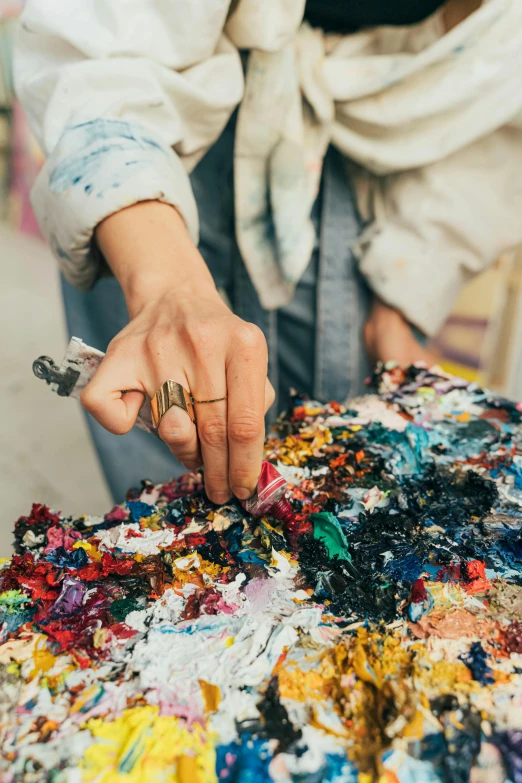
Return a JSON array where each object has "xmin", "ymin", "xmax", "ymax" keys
[{"xmin": 80, "ymin": 354, "xmax": 145, "ymax": 435}]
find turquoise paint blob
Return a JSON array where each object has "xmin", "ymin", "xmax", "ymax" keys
[{"xmin": 310, "ymin": 512, "xmax": 351, "ymax": 561}]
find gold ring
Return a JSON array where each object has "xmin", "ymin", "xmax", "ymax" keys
[
  {"xmin": 150, "ymin": 380, "xmax": 195, "ymax": 428},
  {"xmin": 192, "ymin": 395, "xmax": 227, "ymax": 404}
]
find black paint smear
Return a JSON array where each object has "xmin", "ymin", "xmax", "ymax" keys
[
  {"xmin": 237, "ymin": 676, "xmax": 302, "ymax": 753},
  {"xmin": 194, "ymin": 529, "xmax": 234, "ymax": 567},
  {"xmin": 112, "ymin": 575, "xmax": 153, "ymax": 601},
  {"xmin": 258, "ymin": 521, "xmax": 287, "ymax": 553},
  {"xmin": 441, "ymin": 707, "xmax": 482, "ymax": 783},
  {"xmin": 400, "ymin": 466, "xmax": 498, "ymax": 528},
  {"xmin": 492, "ymin": 730, "xmax": 522, "ymax": 783},
  {"xmin": 13, "ymin": 520, "xmax": 50, "ymax": 554},
  {"xmin": 167, "ymin": 497, "xmax": 193, "ymax": 527},
  {"xmin": 297, "ymin": 534, "xmax": 400, "ymax": 623},
  {"xmin": 485, "ymin": 393, "xmax": 522, "ymax": 424},
  {"xmin": 457, "ymin": 418, "xmax": 499, "ymax": 441},
  {"xmin": 427, "ymin": 697, "xmax": 482, "ymax": 783},
  {"xmin": 430, "ymin": 694, "xmax": 459, "ymax": 717},
  {"xmin": 291, "ymin": 465, "xmax": 498, "ymax": 623},
  {"xmin": 13, "ymin": 505, "xmax": 61, "ymax": 555}
]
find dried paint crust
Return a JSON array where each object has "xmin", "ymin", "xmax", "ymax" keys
[{"xmin": 1, "ymin": 363, "xmax": 522, "ymax": 783}]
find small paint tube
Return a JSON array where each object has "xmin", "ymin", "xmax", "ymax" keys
[{"xmin": 241, "ymin": 461, "xmax": 294, "ymax": 524}]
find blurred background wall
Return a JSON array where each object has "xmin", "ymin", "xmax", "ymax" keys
[
  {"xmin": 1, "ymin": 4, "xmax": 522, "ymax": 552},
  {"xmin": 0, "ymin": 5, "xmax": 112, "ymax": 556}
]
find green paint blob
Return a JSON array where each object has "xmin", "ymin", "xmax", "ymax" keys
[
  {"xmin": 110, "ymin": 598, "xmax": 142, "ymax": 622},
  {"xmin": 0, "ymin": 590, "xmax": 32, "ymax": 609},
  {"xmin": 310, "ymin": 512, "xmax": 351, "ymax": 561}
]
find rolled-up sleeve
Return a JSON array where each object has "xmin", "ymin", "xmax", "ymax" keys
[
  {"xmin": 357, "ymin": 125, "xmax": 522, "ymax": 337},
  {"xmin": 14, "ymin": 0, "xmax": 243, "ymax": 290}
]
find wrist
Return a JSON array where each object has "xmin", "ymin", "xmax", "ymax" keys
[
  {"xmin": 95, "ymin": 200, "xmax": 217, "ymax": 317},
  {"xmin": 123, "ymin": 265, "xmax": 218, "ymax": 318}
]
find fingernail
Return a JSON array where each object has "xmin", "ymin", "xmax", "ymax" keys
[
  {"xmin": 182, "ymin": 461, "xmax": 200, "ymax": 471},
  {"xmin": 233, "ymin": 487, "xmax": 253, "ymax": 501},
  {"xmin": 212, "ymin": 493, "xmax": 232, "ymax": 506}
]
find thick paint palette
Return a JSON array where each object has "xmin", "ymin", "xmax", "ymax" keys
[{"xmin": 1, "ymin": 364, "xmax": 522, "ymax": 782}]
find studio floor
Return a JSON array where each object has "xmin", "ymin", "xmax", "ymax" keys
[{"xmin": 0, "ymin": 222, "xmax": 111, "ymax": 557}]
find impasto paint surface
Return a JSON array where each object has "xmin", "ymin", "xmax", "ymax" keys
[{"xmin": 1, "ymin": 364, "xmax": 522, "ymax": 782}]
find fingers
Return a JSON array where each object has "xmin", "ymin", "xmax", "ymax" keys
[
  {"xmin": 265, "ymin": 378, "xmax": 276, "ymax": 413},
  {"xmin": 81, "ymin": 318, "xmax": 272, "ymax": 509},
  {"xmin": 82, "ymin": 349, "xmax": 200, "ymax": 472},
  {"xmin": 158, "ymin": 399, "xmax": 201, "ymax": 471},
  {"xmin": 226, "ymin": 324, "xmax": 267, "ymax": 500},
  {"xmin": 193, "ymin": 387, "xmax": 230, "ymax": 507},
  {"xmin": 161, "ymin": 368, "xmax": 272, "ymax": 502},
  {"xmin": 81, "ymin": 354, "xmax": 145, "ymax": 435}
]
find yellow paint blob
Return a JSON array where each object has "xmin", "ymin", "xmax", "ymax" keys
[
  {"xmin": 401, "ymin": 707, "xmax": 425, "ymax": 740},
  {"xmin": 29, "ymin": 648, "xmax": 56, "ymax": 680},
  {"xmin": 73, "ymin": 541, "xmax": 102, "ymax": 562},
  {"xmin": 81, "ymin": 706, "xmax": 217, "ymax": 783},
  {"xmin": 198, "ymin": 680, "xmax": 221, "ymax": 714},
  {"xmin": 139, "ymin": 512, "xmax": 164, "ymax": 530},
  {"xmin": 93, "ymin": 628, "xmax": 111, "ymax": 650},
  {"xmin": 0, "ymin": 632, "xmax": 45, "ymax": 665},
  {"xmin": 278, "ymin": 665, "xmax": 331, "ymax": 703}
]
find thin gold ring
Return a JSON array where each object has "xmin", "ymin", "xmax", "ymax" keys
[
  {"xmin": 150, "ymin": 380, "xmax": 195, "ymax": 428},
  {"xmin": 192, "ymin": 395, "xmax": 227, "ymax": 404}
]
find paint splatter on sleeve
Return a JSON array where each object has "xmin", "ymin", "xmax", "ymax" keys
[{"xmin": 31, "ymin": 118, "xmax": 199, "ymax": 292}]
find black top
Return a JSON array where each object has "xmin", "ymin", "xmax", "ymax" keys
[{"xmin": 304, "ymin": 0, "xmax": 446, "ymax": 33}]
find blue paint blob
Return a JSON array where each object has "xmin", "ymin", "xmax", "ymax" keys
[
  {"xmin": 236, "ymin": 549, "xmax": 268, "ymax": 566},
  {"xmin": 322, "ymin": 753, "xmax": 358, "ymax": 782},
  {"xmin": 127, "ymin": 501, "xmax": 155, "ymax": 522},
  {"xmin": 215, "ymin": 736, "xmax": 271, "ymax": 782},
  {"xmin": 383, "ymin": 550, "xmax": 422, "ymax": 582},
  {"xmin": 45, "ymin": 546, "xmax": 88, "ymax": 570},
  {"xmin": 459, "ymin": 642, "xmax": 494, "ymax": 685},
  {"xmin": 0, "ymin": 605, "xmax": 36, "ymax": 635}
]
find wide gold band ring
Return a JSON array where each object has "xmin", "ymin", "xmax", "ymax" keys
[{"xmin": 150, "ymin": 380, "xmax": 195, "ymax": 428}]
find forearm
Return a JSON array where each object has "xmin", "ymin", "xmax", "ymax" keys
[
  {"xmin": 95, "ymin": 201, "xmax": 216, "ymax": 318},
  {"xmin": 86, "ymin": 199, "xmax": 271, "ymax": 503}
]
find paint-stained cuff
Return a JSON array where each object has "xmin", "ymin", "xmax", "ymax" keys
[
  {"xmin": 358, "ymin": 223, "xmax": 465, "ymax": 338},
  {"xmin": 31, "ymin": 119, "xmax": 199, "ymax": 291}
]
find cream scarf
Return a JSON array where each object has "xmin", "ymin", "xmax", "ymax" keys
[{"xmin": 227, "ymin": 0, "xmax": 522, "ymax": 308}]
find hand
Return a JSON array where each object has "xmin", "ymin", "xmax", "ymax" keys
[
  {"xmin": 81, "ymin": 202, "xmax": 275, "ymax": 504},
  {"xmin": 363, "ymin": 298, "xmax": 439, "ymax": 368}
]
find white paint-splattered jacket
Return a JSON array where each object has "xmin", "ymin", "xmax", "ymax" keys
[{"xmin": 14, "ymin": 0, "xmax": 522, "ymax": 336}]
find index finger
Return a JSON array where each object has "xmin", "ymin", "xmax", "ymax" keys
[
  {"xmin": 226, "ymin": 324, "xmax": 267, "ymax": 500},
  {"xmin": 80, "ymin": 353, "xmax": 145, "ymax": 435}
]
